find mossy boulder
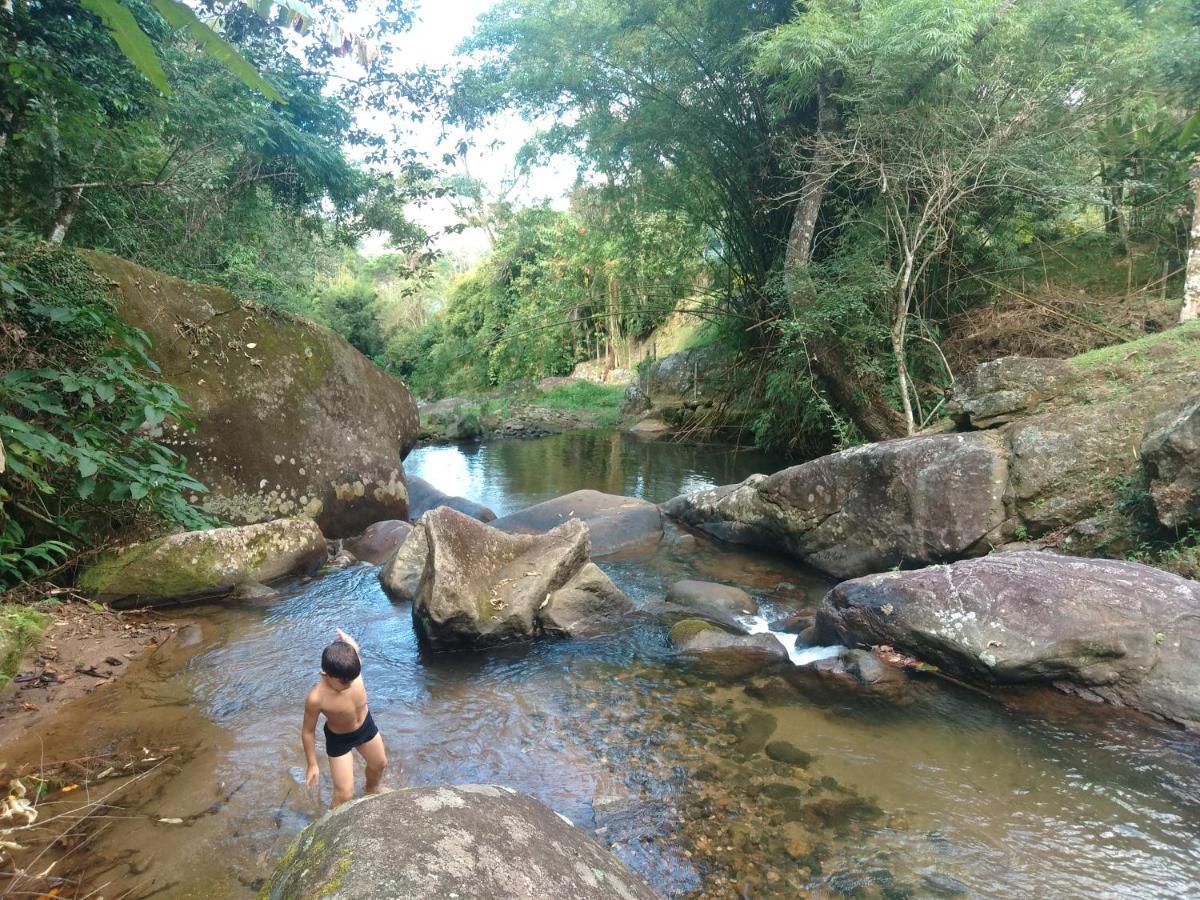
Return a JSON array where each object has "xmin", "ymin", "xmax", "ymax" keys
[
  {"xmin": 263, "ymin": 785, "xmax": 658, "ymax": 900},
  {"xmin": 668, "ymin": 618, "xmax": 788, "ymax": 678},
  {"xmin": 84, "ymin": 251, "xmax": 419, "ymax": 538},
  {"xmin": 79, "ymin": 518, "xmax": 327, "ymax": 607}
]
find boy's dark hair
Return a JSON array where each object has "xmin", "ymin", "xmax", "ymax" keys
[{"xmin": 321, "ymin": 640, "xmax": 360, "ymax": 682}]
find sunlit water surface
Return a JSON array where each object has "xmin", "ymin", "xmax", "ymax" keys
[{"xmin": 5, "ymin": 431, "xmax": 1200, "ymax": 898}]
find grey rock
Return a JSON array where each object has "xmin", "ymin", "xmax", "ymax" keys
[
  {"xmin": 765, "ymin": 741, "xmax": 814, "ymax": 768},
  {"xmin": 263, "ymin": 785, "xmax": 658, "ymax": 900},
  {"xmin": 1142, "ymin": 394, "xmax": 1200, "ymax": 529},
  {"xmin": 344, "ymin": 519, "xmax": 412, "ymax": 565},
  {"xmin": 668, "ymin": 618, "xmax": 788, "ymax": 678},
  {"xmin": 492, "ymin": 489, "xmax": 662, "ymax": 557},
  {"xmin": 664, "ymin": 433, "xmax": 1009, "ymax": 579},
  {"xmin": 403, "ymin": 507, "xmax": 630, "ymax": 649},
  {"xmin": 817, "ymin": 550, "xmax": 1200, "ymax": 727},
  {"xmin": 377, "ymin": 522, "xmax": 428, "ymax": 603},
  {"xmin": 227, "ymin": 579, "xmax": 280, "ymax": 602},
  {"xmin": 541, "ymin": 562, "xmax": 635, "ymax": 637},
  {"xmin": 407, "ymin": 475, "xmax": 496, "ymax": 523},
  {"xmin": 947, "ymin": 357, "xmax": 1078, "ymax": 428}
]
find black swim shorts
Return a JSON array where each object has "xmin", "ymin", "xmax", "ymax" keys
[{"xmin": 323, "ymin": 710, "xmax": 379, "ymax": 758}]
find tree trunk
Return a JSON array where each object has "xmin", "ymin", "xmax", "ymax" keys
[
  {"xmin": 47, "ymin": 185, "xmax": 83, "ymax": 244},
  {"xmin": 1182, "ymin": 155, "xmax": 1200, "ymax": 323},
  {"xmin": 785, "ymin": 82, "xmax": 907, "ymax": 442}
]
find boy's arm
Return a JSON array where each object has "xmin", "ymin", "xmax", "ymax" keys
[
  {"xmin": 336, "ymin": 628, "xmax": 360, "ymax": 656},
  {"xmin": 301, "ymin": 691, "xmax": 321, "ymax": 787}
]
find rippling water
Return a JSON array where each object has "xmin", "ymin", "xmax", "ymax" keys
[{"xmin": 5, "ymin": 431, "xmax": 1200, "ymax": 898}]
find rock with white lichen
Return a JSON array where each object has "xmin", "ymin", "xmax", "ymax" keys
[
  {"xmin": 816, "ymin": 550, "xmax": 1200, "ymax": 728},
  {"xmin": 263, "ymin": 785, "xmax": 658, "ymax": 900},
  {"xmin": 78, "ymin": 518, "xmax": 327, "ymax": 607},
  {"xmin": 83, "ymin": 250, "xmax": 419, "ymax": 537}
]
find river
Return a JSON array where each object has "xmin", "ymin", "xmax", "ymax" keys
[{"xmin": 4, "ymin": 431, "xmax": 1200, "ymax": 898}]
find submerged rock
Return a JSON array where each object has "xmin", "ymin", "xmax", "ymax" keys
[
  {"xmin": 406, "ymin": 476, "xmax": 497, "ymax": 523},
  {"xmin": 263, "ymin": 785, "xmax": 658, "ymax": 900},
  {"xmin": 664, "ymin": 433, "xmax": 1008, "ymax": 579},
  {"xmin": 669, "ymin": 618, "xmax": 788, "ymax": 678},
  {"xmin": 344, "ymin": 519, "xmax": 412, "ymax": 565},
  {"xmin": 492, "ymin": 489, "xmax": 663, "ymax": 557},
  {"xmin": 395, "ymin": 507, "xmax": 631, "ymax": 649},
  {"xmin": 817, "ymin": 550, "xmax": 1200, "ymax": 727},
  {"xmin": 85, "ymin": 251, "xmax": 419, "ymax": 538},
  {"xmin": 78, "ymin": 518, "xmax": 326, "ymax": 606},
  {"xmin": 649, "ymin": 580, "xmax": 758, "ymax": 632}
]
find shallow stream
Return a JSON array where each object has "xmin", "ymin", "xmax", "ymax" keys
[{"xmin": 5, "ymin": 431, "xmax": 1200, "ymax": 898}]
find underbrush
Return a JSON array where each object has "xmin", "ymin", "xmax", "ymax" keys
[{"xmin": 0, "ymin": 602, "xmax": 52, "ymax": 685}]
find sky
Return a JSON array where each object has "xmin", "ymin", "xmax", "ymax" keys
[{"xmin": 348, "ymin": 0, "xmax": 579, "ymax": 261}]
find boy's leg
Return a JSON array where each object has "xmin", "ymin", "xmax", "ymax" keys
[
  {"xmin": 328, "ymin": 752, "xmax": 355, "ymax": 806},
  {"xmin": 356, "ymin": 733, "xmax": 388, "ymax": 794}
]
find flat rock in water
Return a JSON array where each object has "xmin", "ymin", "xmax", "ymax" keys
[
  {"xmin": 397, "ymin": 507, "xmax": 631, "ymax": 649},
  {"xmin": 817, "ymin": 550, "xmax": 1200, "ymax": 727},
  {"xmin": 406, "ymin": 475, "xmax": 496, "ymax": 522},
  {"xmin": 491, "ymin": 489, "xmax": 663, "ymax": 557},
  {"xmin": 78, "ymin": 518, "xmax": 326, "ymax": 607},
  {"xmin": 263, "ymin": 785, "xmax": 658, "ymax": 900},
  {"xmin": 669, "ymin": 618, "xmax": 788, "ymax": 678},
  {"xmin": 650, "ymin": 579, "xmax": 758, "ymax": 631},
  {"xmin": 344, "ymin": 519, "xmax": 412, "ymax": 565}
]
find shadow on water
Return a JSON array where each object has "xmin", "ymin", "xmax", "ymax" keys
[{"xmin": 4, "ymin": 431, "xmax": 1200, "ymax": 898}]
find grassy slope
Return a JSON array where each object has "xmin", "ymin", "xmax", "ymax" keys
[{"xmin": 0, "ymin": 602, "xmax": 51, "ymax": 686}]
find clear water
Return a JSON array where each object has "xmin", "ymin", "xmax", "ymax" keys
[{"xmin": 4, "ymin": 431, "xmax": 1200, "ymax": 899}]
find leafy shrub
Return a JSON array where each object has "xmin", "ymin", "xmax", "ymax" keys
[{"xmin": 0, "ymin": 235, "xmax": 214, "ymax": 587}]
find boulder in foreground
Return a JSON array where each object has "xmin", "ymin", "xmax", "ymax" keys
[
  {"xmin": 391, "ymin": 507, "xmax": 632, "ymax": 648},
  {"xmin": 817, "ymin": 550, "xmax": 1200, "ymax": 727},
  {"xmin": 263, "ymin": 784, "xmax": 658, "ymax": 900},
  {"xmin": 79, "ymin": 518, "xmax": 326, "ymax": 606},
  {"xmin": 492, "ymin": 489, "xmax": 663, "ymax": 557}
]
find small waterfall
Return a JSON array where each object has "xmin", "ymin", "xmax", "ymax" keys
[{"xmin": 735, "ymin": 614, "xmax": 845, "ymax": 667}]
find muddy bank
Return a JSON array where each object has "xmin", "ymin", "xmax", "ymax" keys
[{"xmin": 0, "ymin": 601, "xmax": 176, "ymax": 749}]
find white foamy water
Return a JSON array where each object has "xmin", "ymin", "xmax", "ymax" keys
[{"xmin": 735, "ymin": 614, "xmax": 845, "ymax": 667}]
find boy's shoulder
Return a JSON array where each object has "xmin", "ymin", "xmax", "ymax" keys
[{"xmin": 305, "ymin": 681, "xmax": 328, "ymax": 709}]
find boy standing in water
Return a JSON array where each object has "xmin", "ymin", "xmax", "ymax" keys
[{"xmin": 301, "ymin": 628, "xmax": 388, "ymax": 806}]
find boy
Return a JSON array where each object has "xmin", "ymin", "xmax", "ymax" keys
[{"xmin": 301, "ymin": 628, "xmax": 388, "ymax": 806}]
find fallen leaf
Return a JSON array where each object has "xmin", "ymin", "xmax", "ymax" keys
[
  {"xmin": 158, "ymin": 817, "xmax": 184, "ymax": 824},
  {"xmin": 60, "ymin": 784, "xmax": 79, "ymax": 793}
]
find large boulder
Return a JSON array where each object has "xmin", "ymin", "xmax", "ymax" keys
[
  {"xmin": 85, "ymin": 251, "xmax": 419, "ymax": 538},
  {"xmin": 343, "ymin": 520, "xmax": 412, "ymax": 565},
  {"xmin": 492, "ymin": 490, "xmax": 663, "ymax": 557},
  {"xmin": 78, "ymin": 518, "xmax": 326, "ymax": 607},
  {"xmin": 406, "ymin": 475, "xmax": 496, "ymax": 522},
  {"xmin": 1142, "ymin": 395, "xmax": 1200, "ymax": 529},
  {"xmin": 664, "ymin": 433, "xmax": 1009, "ymax": 579},
  {"xmin": 816, "ymin": 550, "xmax": 1200, "ymax": 727},
  {"xmin": 264, "ymin": 784, "xmax": 658, "ymax": 900},
  {"xmin": 396, "ymin": 507, "xmax": 632, "ymax": 649}
]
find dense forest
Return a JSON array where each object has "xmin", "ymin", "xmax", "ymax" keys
[{"xmin": 2, "ymin": 0, "xmax": 1200, "ymax": 584}]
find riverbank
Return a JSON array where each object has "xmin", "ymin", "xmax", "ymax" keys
[
  {"xmin": 418, "ymin": 379, "xmax": 628, "ymax": 443},
  {"xmin": 0, "ymin": 597, "xmax": 177, "ymax": 750}
]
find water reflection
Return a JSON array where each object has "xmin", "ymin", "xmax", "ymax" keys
[{"xmin": 407, "ymin": 430, "xmax": 789, "ymax": 517}]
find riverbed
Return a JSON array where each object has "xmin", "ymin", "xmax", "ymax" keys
[{"xmin": 4, "ymin": 431, "xmax": 1200, "ymax": 898}]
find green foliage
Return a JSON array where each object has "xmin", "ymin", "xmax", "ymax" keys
[
  {"xmin": 536, "ymin": 382, "xmax": 625, "ymax": 425},
  {"xmin": 0, "ymin": 235, "xmax": 213, "ymax": 587},
  {"xmin": 0, "ymin": 601, "xmax": 52, "ymax": 685}
]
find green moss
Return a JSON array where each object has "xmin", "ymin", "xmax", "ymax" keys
[
  {"xmin": 78, "ymin": 532, "xmax": 235, "ymax": 599},
  {"xmin": 0, "ymin": 603, "xmax": 53, "ymax": 685},
  {"xmin": 669, "ymin": 618, "xmax": 720, "ymax": 645},
  {"xmin": 314, "ymin": 853, "xmax": 354, "ymax": 899}
]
